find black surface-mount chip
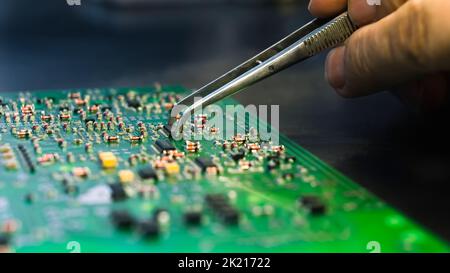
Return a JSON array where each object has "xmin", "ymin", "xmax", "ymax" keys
[
  {"xmin": 161, "ymin": 124, "xmax": 172, "ymax": 138},
  {"xmin": 309, "ymin": 202, "xmax": 326, "ymax": 215},
  {"xmin": 138, "ymin": 166, "xmax": 157, "ymax": 180},
  {"xmin": 205, "ymin": 194, "xmax": 228, "ymax": 207},
  {"xmin": 126, "ymin": 98, "xmax": 141, "ymax": 109},
  {"xmin": 195, "ymin": 157, "xmax": 217, "ymax": 173},
  {"xmin": 137, "ymin": 220, "xmax": 159, "ymax": 238},
  {"xmin": 0, "ymin": 234, "xmax": 10, "ymax": 246},
  {"xmin": 231, "ymin": 149, "xmax": 246, "ymax": 162},
  {"xmin": 110, "ymin": 210, "xmax": 136, "ymax": 230},
  {"xmin": 205, "ymin": 194, "xmax": 240, "ymax": 225},
  {"xmin": 300, "ymin": 195, "xmax": 320, "ymax": 206},
  {"xmin": 109, "ymin": 183, "xmax": 127, "ymax": 201},
  {"xmin": 299, "ymin": 195, "xmax": 326, "ymax": 215},
  {"xmin": 184, "ymin": 211, "xmax": 202, "ymax": 226},
  {"xmin": 220, "ymin": 207, "xmax": 240, "ymax": 225},
  {"xmin": 154, "ymin": 139, "xmax": 176, "ymax": 153}
]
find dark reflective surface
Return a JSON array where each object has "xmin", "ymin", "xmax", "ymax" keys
[{"xmin": 1, "ymin": 1, "xmax": 449, "ymax": 241}]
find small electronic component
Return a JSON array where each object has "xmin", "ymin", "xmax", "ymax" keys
[
  {"xmin": 17, "ymin": 144, "xmax": 35, "ymax": 172},
  {"xmin": 195, "ymin": 157, "xmax": 218, "ymax": 174},
  {"xmin": 24, "ymin": 193, "xmax": 34, "ymax": 203},
  {"xmin": 233, "ymin": 134, "xmax": 245, "ymax": 144},
  {"xmin": 185, "ymin": 141, "xmax": 200, "ymax": 153},
  {"xmin": 285, "ymin": 156, "xmax": 297, "ymax": 163},
  {"xmin": 183, "ymin": 211, "xmax": 202, "ymax": 226},
  {"xmin": 73, "ymin": 167, "xmax": 90, "ymax": 178},
  {"xmin": 1, "ymin": 144, "xmax": 18, "ymax": 171},
  {"xmin": 271, "ymin": 145, "xmax": 285, "ymax": 153},
  {"xmin": 118, "ymin": 170, "xmax": 135, "ymax": 184},
  {"xmin": 154, "ymin": 139, "xmax": 176, "ymax": 154},
  {"xmin": 205, "ymin": 194, "xmax": 239, "ymax": 225},
  {"xmin": 126, "ymin": 98, "xmax": 141, "ymax": 109},
  {"xmin": 110, "ymin": 210, "xmax": 136, "ymax": 230},
  {"xmin": 162, "ymin": 124, "xmax": 172, "ymax": 138},
  {"xmin": 38, "ymin": 153, "xmax": 58, "ymax": 165},
  {"xmin": 130, "ymin": 135, "xmax": 144, "ymax": 143},
  {"xmin": 138, "ymin": 166, "xmax": 157, "ymax": 180},
  {"xmin": 300, "ymin": 195, "xmax": 326, "ymax": 215},
  {"xmin": 0, "ymin": 235, "xmax": 10, "ymax": 249},
  {"xmin": 99, "ymin": 152, "xmax": 118, "ymax": 169},
  {"xmin": 105, "ymin": 135, "xmax": 120, "ymax": 144},
  {"xmin": 164, "ymin": 162, "xmax": 180, "ymax": 176},
  {"xmin": 109, "ymin": 183, "xmax": 127, "ymax": 201},
  {"xmin": 16, "ymin": 129, "xmax": 32, "ymax": 139},
  {"xmin": 152, "ymin": 208, "xmax": 170, "ymax": 226},
  {"xmin": 231, "ymin": 149, "xmax": 246, "ymax": 162},
  {"xmin": 137, "ymin": 220, "xmax": 159, "ymax": 238}
]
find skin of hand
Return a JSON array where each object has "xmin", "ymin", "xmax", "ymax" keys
[{"xmin": 308, "ymin": 0, "xmax": 450, "ymax": 114}]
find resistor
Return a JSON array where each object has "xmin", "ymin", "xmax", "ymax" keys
[
  {"xmin": 33, "ymin": 143, "xmax": 42, "ymax": 154},
  {"xmin": 118, "ymin": 122, "xmax": 125, "ymax": 131},
  {"xmin": 107, "ymin": 121, "xmax": 114, "ymax": 130},
  {"xmin": 57, "ymin": 138, "xmax": 67, "ymax": 149},
  {"xmin": 106, "ymin": 135, "xmax": 119, "ymax": 143},
  {"xmin": 62, "ymin": 122, "xmax": 69, "ymax": 132},
  {"xmin": 66, "ymin": 152, "xmax": 75, "ymax": 163},
  {"xmin": 128, "ymin": 154, "xmax": 138, "ymax": 166},
  {"xmin": 85, "ymin": 143, "xmax": 93, "ymax": 153},
  {"xmin": 100, "ymin": 122, "xmax": 107, "ymax": 131},
  {"xmin": 94, "ymin": 122, "xmax": 101, "ymax": 131}
]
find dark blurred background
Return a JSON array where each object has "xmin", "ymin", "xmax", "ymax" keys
[{"xmin": 0, "ymin": 0, "xmax": 449, "ymax": 241}]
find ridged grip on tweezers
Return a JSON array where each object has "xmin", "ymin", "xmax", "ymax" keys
[{"xmin": 302, "ymin": 12, "xmax": 357, "ymax": 57}]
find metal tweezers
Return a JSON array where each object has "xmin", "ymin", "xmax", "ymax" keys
[{"xmin": 168, "ymin": 12, "xmax": 357, "ymax": 126}]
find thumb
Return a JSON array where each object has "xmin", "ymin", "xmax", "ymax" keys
[{"xmin": 325, "ymin": 0, "xmax": 450, "ymax": 97}]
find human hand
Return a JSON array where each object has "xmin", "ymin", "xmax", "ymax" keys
[{"xmin": 309, "ymin": 0, "xmax": 450, "ymax": 113}]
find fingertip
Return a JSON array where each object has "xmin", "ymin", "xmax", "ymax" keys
[
  {"xmin": 334, "ymin": 86, "xmax": 358, "ymax": 98},
  {"xmin": 325, "ymin": 47, "xmax": 346, "ymax": 92},
  {"xmin": 308, "ymin": 0, "xmax": 347, "ymax": 18},
  {"xmin": 348, "ymin": 0, "xmax": 377, "ymax": 26}
]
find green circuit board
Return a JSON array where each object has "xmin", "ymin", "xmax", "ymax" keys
[{"xmin": 0, "ymin": 86, "xmax": 447, "ymax": 253}]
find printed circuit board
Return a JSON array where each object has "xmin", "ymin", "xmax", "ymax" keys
[{"xmin": 0, "ymin": 86, "xmax": 447, "ymax": 252}]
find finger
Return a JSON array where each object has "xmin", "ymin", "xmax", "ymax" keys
[
  {"xmin": 308, "ymin": 0, "xmax": 347, "ymax": 18},
  {"xmin": 325, "ymin": 0, "xmax": 450, "ymax": 98},
  {"xmin": 348, "ymin": 0, "xmax": 377, "ymax": 26},
  {"xmin": 374, "ymin": 0, "xmax": 409, "ymax": 19},
  {"xmin": 308, "ymin": 0, "xmax": 404, "ymax": 25},
  {"xmin": 325, "ymin": 46, "xmax": 346, "ymax": 90}
]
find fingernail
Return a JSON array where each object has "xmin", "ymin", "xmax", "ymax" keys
[
  {"xmin": 348, "ymin": 0, "xmax": 377, "ymax": 26},
  {"xmin": 307, "ymin": 0, "xmax": 312, "ymax": 11},
  {"xmin": 325, "ymin": 46, "xmax": 346, "ymax": 90}
]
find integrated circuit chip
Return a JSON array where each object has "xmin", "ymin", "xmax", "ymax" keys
[
  {"xmin": 195, "ymin": 157, "xmax": 218, "ymax": 174},
  {"xmin": 138, "ymin": 166, "xmax": 157, "ymax": 180},
  {"xmin": 154, "ymin": 139, "xmax": 176, "ymax": 154}
]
